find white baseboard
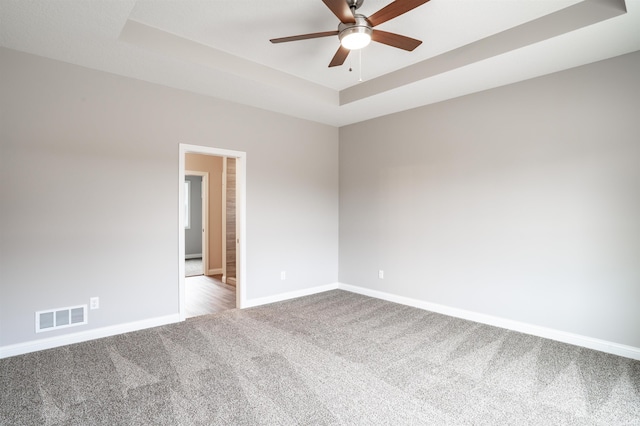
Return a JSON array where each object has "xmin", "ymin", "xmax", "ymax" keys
[
  {"xmin": 243, "ymin": 283, "xmax": 340, "ymax": 309},
  {"xmin": 0, "ymin": 314, "xmax": 181, "ymax": 359},
  {"xmin": 185, "ymin": 253, "xmax": 202, "ymax": 260},
  {"xmin": 4, "ymin": 283, "xmax": 638, "ymax": 361},
  {"xmin": 338, "ymin": 283, "xmax": 640, "ymax": 361}
]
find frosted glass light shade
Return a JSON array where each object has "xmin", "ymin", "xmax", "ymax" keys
[{"xmin": 340, "ymin": 31, "xmax": 371, "ymax": 50}]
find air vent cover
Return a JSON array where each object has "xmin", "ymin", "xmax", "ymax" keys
[{"xmin": 35, "ymin": 305, "xmax": 87, "ymax": 333}]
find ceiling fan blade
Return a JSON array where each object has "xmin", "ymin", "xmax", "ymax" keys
[
  {"xmin": 270, "ymin": 30, "xmax": 339, "ymax": 44},
  {"xmin": 371, "ymin": 30, "xmax": 422, "ymax": 51},
  {"xmin": 366, "ymin": 0, "xmax": 431, "ymax": 27},
  {"xmin": 329, "ymin": 45, "xmax": 350, "ymax": 67},
  {"xmin": 322, "ymin": 0, "xmax": 356, "ymax": 24}
]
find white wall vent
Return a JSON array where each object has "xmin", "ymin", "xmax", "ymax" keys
[{"xmin": 35, "ymin": 305, "xmax": 87, "ymax": 333}]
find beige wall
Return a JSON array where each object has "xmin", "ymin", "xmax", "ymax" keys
[
  {"xmin": 339, "ymin": 51, "xmax": 640, "ymax": 348},
  {"xmin": 185, "ymin": 153, "xmax": 223, "ymax": 271}
]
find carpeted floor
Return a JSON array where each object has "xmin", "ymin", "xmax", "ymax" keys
[{"xmin": 1, "ymin": 290, "xmax": 639, "ymax": 425}]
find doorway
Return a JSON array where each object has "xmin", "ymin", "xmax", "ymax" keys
[
  {"xmin": 179, "ymin": 144, "xmax": 246, "ymax": 321},
  {"xmin": 184, "ymin": 173, "xmax": 206, "ymax": 277}
]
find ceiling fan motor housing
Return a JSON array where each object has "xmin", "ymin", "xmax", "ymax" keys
[{"xmin": 338, "ymin": 15, "xmax": 373, "ymax": 50}]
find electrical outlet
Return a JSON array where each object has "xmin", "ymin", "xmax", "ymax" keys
[
  {"xmin": 90, "ymin": 297, "xmax": 99, "ymax": 310},
  {"xmin": 378, "ymin": 270, "xmax": 384, "ymax": 279},
  {"xmin": 280, "ymin": 271, "xmax": 286, "ymax": 280}
]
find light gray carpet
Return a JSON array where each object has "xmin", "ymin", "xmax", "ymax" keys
[
  {"xmin": 1, "ymin": 290, "xmax": 639, "ymax": 425},
  {"xmin": 185, "ymin": 258, "xmax": 203, "ymax": 277}
]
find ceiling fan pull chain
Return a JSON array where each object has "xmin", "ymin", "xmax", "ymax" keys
[{"xmin": 359, "ymin": 49, "xmax": 363, "ymax": 82}]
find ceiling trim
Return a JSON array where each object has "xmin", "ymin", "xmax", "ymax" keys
[
  {"xmin": 341, "ymin": 0, "xmax": 627, "ymax": 105},
  {"xmin": 119, "ymin": 19, "xmax": 338, "ymax": 105},
  {"xmin": 3, "ymin": 0, "xmax": 635, "ymax": 127}
]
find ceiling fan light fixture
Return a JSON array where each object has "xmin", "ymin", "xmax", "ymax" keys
[
  {"xmin": 270, "ymin": 0, "xmax": 429, "ymax": 67},
  {"xmin": 340, "ymin": 30, "xmax": 371, "ymax": 50},
  {"xmin": 339, "ymin": 15, "xmax": 372, "ymax": 50}
]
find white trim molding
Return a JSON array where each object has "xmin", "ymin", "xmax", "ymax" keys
[
  {"xmin": 179, "ymin": 144, "xmax": 247, "ymax": 317},
  {"xmin": 338, "ymin": 283, "xmax": 640, "ymax": 361},
  {"xmin": 243, "ymin": 283, "xmax": 340, "ymax": 309},
  {"xmin": 0, "ymin": 314, "xmax": 180, "ymax": 359},
  {"xmin": 3, "ymin": 282, "xmax": 639, "ymax": 361}
]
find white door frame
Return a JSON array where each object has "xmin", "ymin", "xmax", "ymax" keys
[
  {"xmin": 185, "ymin": 170, "xmax": 208, "ymax": 275},
  {"xmin": 221, "ymin": 157, "xmax": 228, "ymax": 283},
  {"xmin": 179, "ymin": 143, "xmax": 247, "ymax": 320}
]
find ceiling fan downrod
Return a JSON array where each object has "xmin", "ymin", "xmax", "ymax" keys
[{"xmin": 348, "ymin": 0, "xmax": 365, "ymax": 13}]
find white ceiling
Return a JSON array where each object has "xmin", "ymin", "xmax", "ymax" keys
[{"xmin": 1, "ymin": 0, "xmax": 639, "ymax": 126}]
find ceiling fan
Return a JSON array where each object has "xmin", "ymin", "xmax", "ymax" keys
[{"xmin": 270, "ymin": 0, "xmax": 431, "ymax": 68}]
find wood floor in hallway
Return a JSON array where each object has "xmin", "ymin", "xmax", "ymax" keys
[{"xmin": 185, "ymin": 274, "xmax": 235, "ymax": 318}]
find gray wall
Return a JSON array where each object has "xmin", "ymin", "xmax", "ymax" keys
[
  {"xmin": 0, "ymin": 47, "xmax": 339, "ymax": 347},
  {"xmin": 339, "ymin": 51, "xmax": 640, "ymax": 348},
  {"xmin": 2, "ymin": 45, "xmax": 638, "ymax": 351},
  {"xmin": 184, "ymin": 176, "xmax": 202, "ymax": 257}
]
